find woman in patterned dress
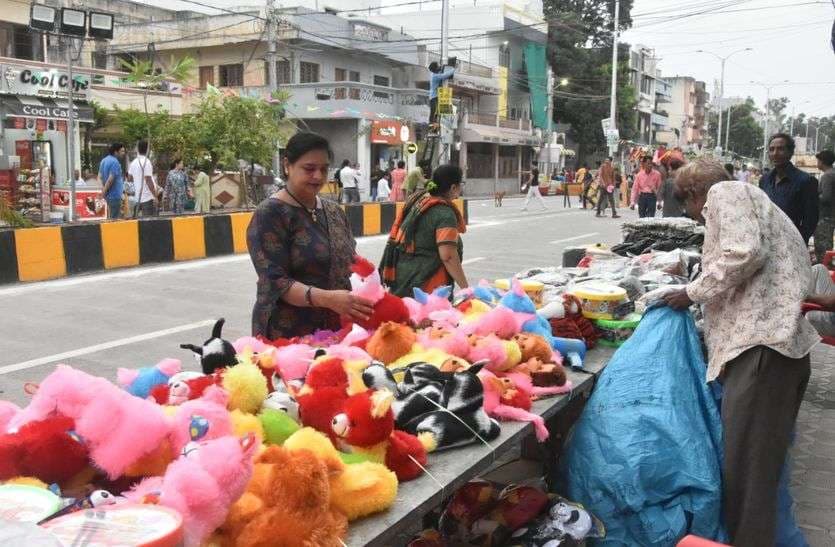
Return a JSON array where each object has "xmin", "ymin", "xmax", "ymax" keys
[
  {"xmin": 246, "ymin": 132, "xmax": 374, "ymax": 339},
  {"xmin": 164, "ymin": 159, "xmax": 188, "ymax": 214}
]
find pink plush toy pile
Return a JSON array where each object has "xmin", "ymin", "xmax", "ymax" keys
[
  {"xmin": 126, "ymin": 433, "xmax": 258, "ymax": 547},
  {"xmin": 9, "ymin": 365, "xmax": 170, "ymax": 478}
]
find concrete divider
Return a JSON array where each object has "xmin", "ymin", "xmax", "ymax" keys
[{"xmin": 0, "ymin": 199, "xmax": 469, "ymax": 284}]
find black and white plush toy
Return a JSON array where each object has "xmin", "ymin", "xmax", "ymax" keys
[
  {"xmin": 180, "ymin": 318, "xmax": 238, "ymax": 375},
  {"xmin": 507, "ymin": 497, "xmax": 605, "ymax": 546},
  {"xmin": 362, "ymin": 362, "xmax": 500, "ymax": 451}
]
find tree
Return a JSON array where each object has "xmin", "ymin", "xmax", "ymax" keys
[
  {"xmin": 766, "ymin": 96, "xmax": 789, "ymax": 132},
  {"xmin": 707, "ymin": 97, "xmax": 763, "ymax": 159},
  {"xmin": 81, "ymin": 100, "xmax": 108, "ymax": 171},
  {"xmin": 544, "ymin": 0, "xmax": 637, "ymax": 162},
  {"xmin": 118, "ymin": 56, "xmax": 195, "ymax": 146},
  {"xmin": 190, "ymin": 90, "xmax": 294, "ymax": 205}
]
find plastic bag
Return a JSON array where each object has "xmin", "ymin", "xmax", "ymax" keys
[{"xmin": 560, "ymin": 307, "xmax": 726, "ymax": 546}]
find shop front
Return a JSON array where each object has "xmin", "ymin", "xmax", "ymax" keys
[
  {"xmin": 0, "ymin": 63, "xmax": 96, "ymax": 221},
  {"xmin": 370, "ymin": 119, "xmax": 412, "ymax": 173}
]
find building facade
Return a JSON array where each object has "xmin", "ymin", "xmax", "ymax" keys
[
  {"xmin": 628, "ymin": 44, "xmax": 670, "ymax": 146},
  {"xmin": 368, "ymin": 0, "xmax": 547, "ymax": 195},
  {"xmin": 657, "ymin": 76, "xmax": 709, "ymax": 151}
]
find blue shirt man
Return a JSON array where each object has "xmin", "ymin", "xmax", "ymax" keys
[
  {"xmin": 759, "ymin": 133, "xmax": 818, "ymax": 243},
  {"xmin": 428, "ymin": 62, "xmax": 455, "ymax": 126},
  {"xmin": 99, "ymin": 143, "xmax": 126, "ymax": 219}
]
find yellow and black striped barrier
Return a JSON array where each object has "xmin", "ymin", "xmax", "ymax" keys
[{"xmin": 0, "ymin": 199, "xmax": 468, "ymax": 284}]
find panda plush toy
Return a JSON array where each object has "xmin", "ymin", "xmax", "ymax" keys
[{"xmin": 180, "ymin": 318, "xmax": 238, "ymax": 374}]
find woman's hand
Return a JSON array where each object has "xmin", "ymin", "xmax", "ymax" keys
[{"xmin": 322, "ymin": 290, "xmax": 375, "ymax": 322}]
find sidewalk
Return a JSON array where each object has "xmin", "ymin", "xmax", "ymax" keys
[{"xmin": 793, "ymin": 343, "xmax": 835, "ymax": 546}]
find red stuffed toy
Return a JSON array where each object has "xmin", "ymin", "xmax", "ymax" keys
[
  {"xmin": 0, "ymin": 415, "xmax": 89, "ymax": 485},
  {"xmin": 296, "ymin": 357, "xmax": 352, "ymax": 442},
  {"xmin": 331, "ymin": 389, "xmax": 428, "ymax": 481},
  {"xmin": 349, "ymin": 255, "xmax": 410, "ymax": 330},
  {"xmin": 149, "ymin": 374, "xmax": 222, "ymax": 406}
]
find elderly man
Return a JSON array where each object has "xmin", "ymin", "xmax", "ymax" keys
[{"xmin": 663, "ymin": 158, "xmax": 819, "ymax": 547}]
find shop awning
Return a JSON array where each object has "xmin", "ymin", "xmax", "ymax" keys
[
  {"xmin": 461, "ymin": 125, "xmax": 538, "ymax": 146},
  {"xmin": 0, "ymin": 94, "xmax": 94, "ymax": 123}
]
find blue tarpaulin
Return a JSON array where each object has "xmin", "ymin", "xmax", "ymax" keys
[{"xmin": 560, "ymin": 307, "xmax": 726, "ymax": 546}]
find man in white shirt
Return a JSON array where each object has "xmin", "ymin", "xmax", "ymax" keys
[
  {"xmin": 736, "ymin": 164, "xmax": 750, "ymax": 183},
  {"xmin": 339, "ymin": 159, "xmax": 361, "ymax": 204},
  {"xmin": 128, "ymin": 140, "xmax": 158, "ymax": 217},
  {"xmin": 663, "ymin": 158, "xmax": 818, "ymax": 546}
]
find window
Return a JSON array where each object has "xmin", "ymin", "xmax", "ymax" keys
[
  {"xmin": 373, "ymin": 75, "xmax": 389, "ymax": 87},
  {"xmin": 334, "ymin": 68, "xmax": 347, "ymax": 99},
  {"xmin": 265, "ymin": 60, "xmax": 292, "ymax": 85},
  {"xmin": 219, "ymin": 63, "xmax": 243, "ymax": 87},
  {"xmin": 13, "ymin": 25, "xmax": 36, "ymax": 61},
  {"xmin": 300, "ymin": 62, "xmax": 320, "ymax": 83},
  {"xmin": 91, "ymin": 51, "xmax": 108, "ymax": 69},
  {"xmin": 498, "ymin": 145, "xmax": 518, "ymax": 178},
  {"xmin": 349, "ymin": 70, "xmax": 360, "ymax": 99},
  {"xmin": 467, "ymin": 143, "xmax": 493, "ymax": 178},
  {"xmin": 199, "ymin": 66, "xmax": 214, "ymax": 89},
  {"xmin": 499, "ymin": 46, "xmax": 510, "ymax": 68}
]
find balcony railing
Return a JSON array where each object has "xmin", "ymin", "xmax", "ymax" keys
[
  {"xmin": 209, "ymin": 81, "xmax": 429, "ymax": 120},
  {"xmin": 463, "ymin": 111, "xmax": 532, "ymax": 132},
  {"xmin": 418, "ymin": 51, "xmax": 495, "ymax": 79},
  {"xmin": 651, "ymin": 112, "xmax": 669, "ymax": 128}
]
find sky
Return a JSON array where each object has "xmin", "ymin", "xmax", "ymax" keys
[
  {"xmin": 621, "ymin": 0, "xmax": 835, "ymax": 119},
  {"xmin": 135, "ymin": 0, "xmax": 835, "ymax": 119}
]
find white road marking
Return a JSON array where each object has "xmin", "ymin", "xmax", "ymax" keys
[
  {"xmin": 0, "ymin": 319, "xmax": 216, "ymax": 375},
  {"xmin": 461, "ymin": 256, "xmax": 486, "ymax": 265},
  {"xmin": 0, "ymin": 234, "xmax": 389, "ymax": 297},
  {"xmin": 550, "ymin": 232, "xmax": 600, "ymax": 245}
]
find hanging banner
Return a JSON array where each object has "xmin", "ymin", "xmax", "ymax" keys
[{"xmin": 437, "ymin": 87, "xmax": 453, "ymax": 115}]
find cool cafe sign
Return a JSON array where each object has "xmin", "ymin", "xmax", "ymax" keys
[{"xmin": 2, "ymin": 66, "xmax": 91, "ymax": 99}]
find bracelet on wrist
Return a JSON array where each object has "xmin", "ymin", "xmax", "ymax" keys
[{"xmin": 305, "ymin": 285, "xmax": 315, "ymax": 307}]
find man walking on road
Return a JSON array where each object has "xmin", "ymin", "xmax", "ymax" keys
[
  {"xmin": 339, "ymin": 159, "xmax": 361, "ymax": 204},
  {"xmin": 99, "ymin": 142, "xmax": 126, "ymax": 220},
  {"xmin": 663, "ymin": 158, "xmax": 818, "ymax": 547},
  {"xmin": 630, "ymin": 155, "xmax": 662, "ymax": 218},
  {"xmin": 595, "ymin": 157, "xmax": 619, "ymax": 218},
  {"xmin": 128, "ymin": 140, "xmax": 158, "ymax": 217},
  {"xmin": 759, "ymin": 133, "xmax": 819, "ymax": 244}
]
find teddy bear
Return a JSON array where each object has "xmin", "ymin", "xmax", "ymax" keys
[
  {"xmin": 212, "ymin": 442, "xmax": 348, "ymax": 547},
  {"xmin": 366, "ymin": 321, "xmax": 417, "ymax": 365},
  {"xmin": 0, "ymin": 415, "xmax": 89, "ymax": 486},
  {"xmin": 331, "ymin": 389, "xmax": 428, "ymax": 481}
]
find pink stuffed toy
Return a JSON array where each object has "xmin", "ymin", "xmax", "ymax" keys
[
  {"xmin": 126, "ymin": 434, "xmax": 258, "ymax": 547},
  {"xmin": 10, "ymin": 365, "xmax": 170, "ymax": 478},
  {"xmin": 274, "ymin": 343, "xmax": 317, "ymax": 388},
  {"xmin": 468, "ymin": 334, "xmax": 511, "ymax": 372},
  {"xmin": 168, "ymin": 386, "xmax": 234, "ymax": 453},
  {"xmin": 463, "ymin": 305, "xmax": 529, "ymax": 339},
  {"xmin": 350, "ymin": 255, "xmax": 411, "ymax": 330},
  {"xmin": 403, "ymin": 286, "xmax": 456, "ymax": 325},
  {"xmin": 418, "ymin": 326, "xmax": 470, "ymax": 359},
  {"xmin": 232, "ymin": 336, "xmax": 271, "ymax": 355},
  {"xmin": 341, "ymin": 324, "xmax": 371, "ymax": 347},
  {"xmin": 478, "ymin": 368, "xmax": 550, "ymax": 442},
  {"xmin": 0, "ymin": 401, "xmax": 20, "ymax": 432}
]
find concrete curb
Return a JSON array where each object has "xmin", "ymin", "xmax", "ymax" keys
[{"xmin": 0, "ymin": 199, "xmax": 469, "ymax": 284}]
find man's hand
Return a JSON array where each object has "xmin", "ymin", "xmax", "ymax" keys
[
  {"xmin": 630, "ymin": 204, "xmax": 635, "ymax": 210},
  {"xmin": 662, "ymin": 288, "xmax": 693, "ymax": 310},
  {"xmin": 657, "ymin": 203, "xmax": 663, "ymax": 210}
]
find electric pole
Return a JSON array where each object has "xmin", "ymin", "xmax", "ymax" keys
[
  {"xmin": 437, "ymin": 0, "xmax": 450, "ymax": 164},
  {"xmin": 752, "ymin": 80, "xmax": 788, "ymax": 167},
  {"xmin": 608, "ymin": 0, "xmax": 619, "ymax": 157},
  {"xmin": 66, "ymin": 36, "xmax": 78, "ymax": 222},
  {"xmin": 266, "ymin": 0, "xmax": 280, "ymax": 175}
]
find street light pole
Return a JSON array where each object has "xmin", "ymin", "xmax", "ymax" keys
[
  {"xmin": 697, "ymin": 48, "xmax": 752, "ymax": 156},
  {"xmin": 66, "ymin": 36, "xmax": 77, "ymax": 222},
  {"xmin": 608, "ymin": 0, "xmax": 620, "ymax": 157},
  {"xmin": 751, "ymin": 80, "xmax": 788, "ymax": 167},
  {"xmin": 265, "ymin": 0, "xmax": 279, "ymax": 175},
  {"xmin": 725, "ymin": 102, "xmax": 732, "ymax": 152}
]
